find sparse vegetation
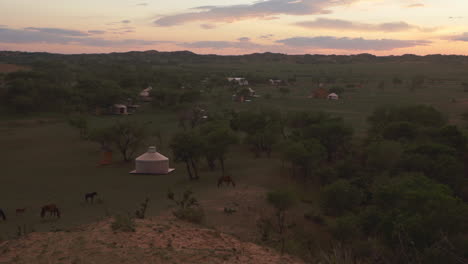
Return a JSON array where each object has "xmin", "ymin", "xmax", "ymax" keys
[{"xmin": 111, "ymin": 214, "xmax": 136, "ymax": 232}]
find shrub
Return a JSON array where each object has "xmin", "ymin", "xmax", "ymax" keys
[
  {"xmin": 111, "ymin": 214, "xmax": 135, "ymax": 232},
  {"xmin": 173, "ymin": 207, "xmax": 205, "ymax": 224},
  {"xmin": 321, "ymin": 179, "xmax": 362, "ymax": 216},
  {"xmin": 330, "ymin": 214, "xmax": 360, "ymax": 242}
]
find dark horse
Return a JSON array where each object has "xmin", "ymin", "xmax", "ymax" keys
[
  {"xmin": 40, "ymin": 204, "xmax": 60, "ymax": 218},
  {"xmin": 85, "ymin": 192, "xmax": 98, "ymax": 203},
  {"xmin": 217, "ymin": 175, "xmax": 236, "ymax": 188},
  {"xmin": 16, "ymin": 208, "xmax": 26, "ymax": 216},
  {"xmin": 0, "ymin": 209, "xmax": 6, "ymax": 221}
]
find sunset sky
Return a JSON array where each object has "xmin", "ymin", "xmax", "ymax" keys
[{"xmin": 1, "ymin": 0, "xmax": 468, "ymax": 55}]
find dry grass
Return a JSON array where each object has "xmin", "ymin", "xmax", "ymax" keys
[{"xmin": 0, "ymin": 215, "xmax": 305, "ymax": 264}]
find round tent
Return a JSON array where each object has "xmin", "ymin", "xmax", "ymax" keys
[{"xmin": 130, "ymin": 146, "xmax": 175, "ymax": 175}]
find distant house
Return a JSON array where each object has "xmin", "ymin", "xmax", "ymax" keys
[
  {"xmin": 228, "ymin": 77, "xmax": 249, "ymax": 86},
  {"xmin": 112, "ymin": 104, "xmax": 128, "ymax": 115},
  {"xmin": 130, "ymin": 146, "xmax": 175, "ymax": 175},
  {"xmin": 269, "ymin": 79, "xmax": 284, "ymax": 86},
  {"xmin": 328, "ymin": 93, "xmax": 339, "ymax": 100},
  {"xmin": 139, "ymin": 86, "xmax": 153, "ymax": 102}
]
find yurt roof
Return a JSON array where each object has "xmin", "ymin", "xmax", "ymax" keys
[{"xmin": 136, "ymin": 147, "xmax": 169, "ymax": 161}]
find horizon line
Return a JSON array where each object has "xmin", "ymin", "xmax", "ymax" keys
[{"xmin": 2, "ymin": 49, "xmax": 468, "ymax": 57}]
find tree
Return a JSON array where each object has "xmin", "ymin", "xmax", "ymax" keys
[
  {"xmin": 321, "ymin": 179, "xmax": 363, "ymax": 216},
  {"xmin": 68, "ymin": 114, "xmax": 89, "ymax": 139},
  {"xmin": 303, "ymin": 121, "xmax": 353, "ymax": 161},
  {"xmin": 200, "ymin": 123, "xmax": 237, "ymax": 176},
  {"xmin": 231, "ymin": 110, "xmax": 283, "ymax": 157},
  {"xmin": 377, "ymin": 80, "xmax": 385, "ymax": 91},
  {"xmin": 366, "ymin": 140, "xmax": 403, "ymax": 172},
  {"xmin": 371, "ymin": 174, "xmax": 468, "ymax": 251},
  {"xmin": 109, "ymin": 120, "xmax": 149, "ymax": 162},
  {"xmin": 392, "ymin": 77, "xmax": 403, "ymax": 88},
  {"xmin": 88, "ymin": 125, "xmax": 114, "ymax": 150},
  {"xmin": 170, "ymin": 131, "xmax": 203, "ymax": 180},
  {"xmin": 410, "ymin": 75, "xmax": 425, "ymax": 91},
  {"xmin": 267, "ymin": 190, "xmax": 297, "ymax": 255},
  {"xmin": 280, "ymin": 139, "xmax": 326, "ymax": 180}
]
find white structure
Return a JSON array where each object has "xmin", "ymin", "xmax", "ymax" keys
[
  {"xmin": 328, "ymin": 93, "xmax": 339, "ymax": 100},
  {"xmin": 269, "ymin": 79, "xmax": 283, "ymax": 85},
  {"xmin": 139, "ymin": 86, "xmax": 153, "ymax": 102},
  {"xmin": 112, "ymin": 104, "xmax": 128, "ymax": 115},
  {"xmin": 227, "ymin": 77, "xmax": 249, "ymax": 86},
  {"xmin": 130, "ymin": 146, "xmax": 175, "ymax": 175}
]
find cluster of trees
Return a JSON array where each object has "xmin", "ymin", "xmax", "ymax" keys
[
  {"xmin": 309, "ymin": 105, "xmax": 468, "ymax": 263},
  {"xmin": 221, "ymin": 105, "xmax": 468, "ymax": 263},
  {"xmin": 170, "ymin": 120, "xmax": 237, "ymax": 180}
]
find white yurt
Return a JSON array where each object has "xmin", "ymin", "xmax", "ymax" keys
[
  {"xmin": 130, "ymin": 146, "xmax": 175, "ymax": 175},
  {"xmin": 328, "ymin": 93, "xmax": 339, "ymax": 100}
]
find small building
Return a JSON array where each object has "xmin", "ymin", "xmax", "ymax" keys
[
  {"xmin": 328, "ymin": 93, "xmax": 339, "ymax": 100},
  {"xmin": 112, "ymin": 104, "xmax": 128, "ymax": 115},
  {"xmin": 139, "ymin": 86, "xmax": 153, "ymax": 102},
  {"xmin": 130, "ymin": 146, "xmax": 175, "ymax": 175},
  {"xmin": 227, "ymin": 77, "xmax": 249, "ymax": 86}
]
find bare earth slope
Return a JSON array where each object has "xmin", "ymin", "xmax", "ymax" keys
[{"xmin": 0, "ymin": 216, "xmax": 304, "ymax": 264}]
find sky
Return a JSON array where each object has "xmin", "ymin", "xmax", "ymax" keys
[{"xmin": 1, "ymin": 0, "xmax": 468, "ymax": 55}]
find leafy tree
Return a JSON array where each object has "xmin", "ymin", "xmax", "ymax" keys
[
  {"xmin": 321, "ymin": 179, "xmax": 363, "ymax": 216},
  {"xmin": 392, "ymin": 77, "xmax": 403, "ymax": 88},
  {"xmin": 170, "ymin": 131, "xmax": 203, "ymax": 180},
  {"xmin": 68, "ymin": 114, "xmax": 89, "ymax": 139},
  {"xmin": 280, "ymin": 139, "xmax": 326, "ymax": 180},
  {"xmin": 303, "ymin": 121, "xmax": 353, "ymax": 161},
  {"xmin": 267, "ymin": 190, "xmax": 297, "ymax": 255},
  {"xmin": 231, "ymin": 109, "xmax": 284, "ymax": 157},
  {"xmin": 200, "ymin": 123, "xmax": 237, "ymax": 176},
  {"xmin": 371, "ymin": 174, "xmax": 468, "ymax": 251},
  {"xmin": 109, "ymin": 120, "xmax": 149, "ymax": 162},
  {"xmin": 366, "ymin": 140, "xmax": 403, "ymax": 172},
  {"xmin": 88, "ymin": 126, "xmax": 115, "ymax": 149}
]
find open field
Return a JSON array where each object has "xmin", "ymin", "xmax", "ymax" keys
[
  {"xmin": 1, "ymin": 73, "xmax": 468, "ymax": 240},
  {"xmin": 0, "ymin": 63, "xmax": 30, "ymax": 73}
]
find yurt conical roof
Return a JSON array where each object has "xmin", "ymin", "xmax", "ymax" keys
[{"xmin": 136, "ymin": 146, "xmax": 169, "ymax": 161}]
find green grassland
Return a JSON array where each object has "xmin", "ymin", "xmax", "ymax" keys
[{"xmin": 1, "ymin": 55, "xmax": 468, "ymax": 242}]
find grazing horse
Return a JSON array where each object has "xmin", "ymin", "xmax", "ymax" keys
[
  {"xmin": 217, "ymin": 175, "xmax": 236, "ymax": 188},
  {"xmin": 40, "ymin": 204, "xmax": 60, "ymax": 219},
  {"xmin": 0, "ymin": 209, "xmax": 6, "ymax": 221},
  {"xmin": 85, "ymin": 192, "xmax": 98, "ymax": 203},
  {"xmin": 16, "ymin": 208, "xmax": 26, "ymax": 216}
]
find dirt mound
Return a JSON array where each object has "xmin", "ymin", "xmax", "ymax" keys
[{"xmin": 0, "ymin": 216, "xmax": 304, "ymax": 264}]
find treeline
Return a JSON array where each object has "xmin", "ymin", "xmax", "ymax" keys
[{"xmin": 161, "ymin": 105, "xmax": 468, "ymax": 264}]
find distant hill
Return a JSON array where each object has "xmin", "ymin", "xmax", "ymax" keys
[{"xmin": 1, "ymin": 50, "xmax": 468, "ymax": 67}]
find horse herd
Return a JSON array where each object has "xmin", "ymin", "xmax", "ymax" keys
[
  {"xmin": 0, "ymin": 192, "xmax": 98, "ymax": 222},
  {"xmin": 1, "ymin": 178, "xmax": 235, "ymax": 223}
]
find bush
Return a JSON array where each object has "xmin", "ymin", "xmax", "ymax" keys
[
  {"xmin": 321, "ymin": 179, "xmax": 362, "ymax": 216},
  {"xmin": 111, "ymin": 214, "xmax": 135, "ymax": 232},
  {"xmin": 173, "ymin": 207, "xmax": 205, "ymax": 224},
  {"xmin": 330, "ymin": 214, "xmax": 360, "ymax": 242}
]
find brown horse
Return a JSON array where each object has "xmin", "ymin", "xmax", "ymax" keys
[
  {"xmin": 0, "ymin": 209, "xmax": 5, "ymax": 221},
  {"xmin": 40, "ymin": 204, "xmax": 60, "ymax": 218},
  {"xmin": 217, "ymin": 175, "xmax": 236, "ymax": 188},
  {"xmin": 85, "ymin": 192, "xmax": 98, "ymax": 203},
  {"xmin": 16, "ymin": 208, "xmax": 26, "ymax": 216}
]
